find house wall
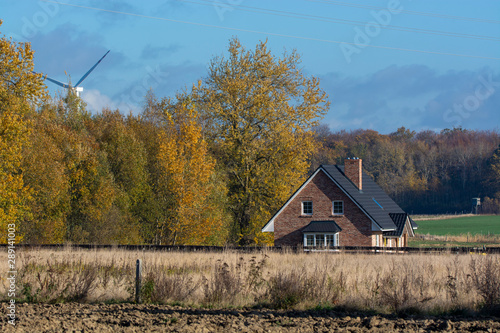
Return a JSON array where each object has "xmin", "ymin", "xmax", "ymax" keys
[
  {"xmin": 372, "ymin": 232, "xmax": 383, "ymax": 247},
  {"xmin": 274, "ymin": 170, "xmax": 373, "ymax": 247}
]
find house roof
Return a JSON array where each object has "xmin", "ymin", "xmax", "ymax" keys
[
  {"xmin": 302, "ymin": 221, "xmax": 342, "ymax": 233},
  {"xmin": 385, "ymin": 213, "xmax": 419, "ymax": 237},
  {"xmin": 385, "ymin": 213, "xmax": 407, "ymax": 237},
  {"xmin": 409, "ymin": 216, "xmax": 418, "ymax": 230},
  {"xmin": 262, "ymin": 164, "xmax": 418, "ymax": 233},
  {"xmin": 322, "ymin": 165, "xmax": 404, "ymax": 231}
]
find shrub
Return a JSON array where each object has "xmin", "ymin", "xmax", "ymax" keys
[
  {"xmin": 306, "ymin": 266, "xmax": 345, "ymax": 306},
  {"xmin": 142, "ymin": 270, "xmax": 198, "ymax": 303},
  {"xmin": 202, "ymin": 259, "xmax": 243, "ymax": 305},
  {"xmin": 266, "ymin": 269, "xmax": 307, "ymax": 309},
  {"xmin": 18, "ymin": 258, "xmax": 98, "ymax": 303},
  {"xmin": 376, "ymin": 261, "xmax": 434, "ymax": 313},
  {"xmin": 246, "ymin": 255, "xmax": 267, "ymax": 300},
  {"xmin": 469, "ymin": 256, "xmax": 500, "ymax": 309}
]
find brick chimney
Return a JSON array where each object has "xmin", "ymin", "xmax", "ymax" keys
[{"xmin": 344, "ymin": 158, "xmax": 362, "ymax": 190}]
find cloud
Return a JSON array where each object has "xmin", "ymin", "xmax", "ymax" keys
[
  {"xmin": 140, "ymin": 43, "xmax": 181, "ymax": 59},
  {"xmin": 319, "ymin": 65, "xmax": 500, "ymax": 133},
  {"xmin": 31, "ymin": 24, "xmax": 110, "ymax": 75},
  {"xmin": 81, "ymin": 89, "xmax": 117, "ymax": 112}
]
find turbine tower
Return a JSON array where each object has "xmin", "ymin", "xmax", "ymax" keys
[{"xmin": 37, "ymin": 50, "xmax": 110, "ymax": 97}]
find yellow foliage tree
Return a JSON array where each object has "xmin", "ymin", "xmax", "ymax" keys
[
  {"xmin": 155, "ymin": 95, "xmax": 229, "ymax": 245},
  {"xmin": 0, "ymin": 22, "xmax": 47, "ymax": 243},
  {"xmin": 22, "ymin": 110, "xmax": 69, "ymax": 243},
  {"xmin": 192, "ymin": 38, "xmax": 329, "ymax": 245}
]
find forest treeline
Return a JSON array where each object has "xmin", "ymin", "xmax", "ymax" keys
[
  {"xmin": 1, "ymin": 26, "xmax": 499, "ymax": 245},
  {"xmin": 311, "ymin": 126, "xmax": 500, "ymax": 215}
]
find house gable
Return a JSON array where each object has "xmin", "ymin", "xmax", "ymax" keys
[
  {"xmin": 262, "ymin": 166, "xmax": 385, "ymax": 233},
  {"xmin": 387, "ymin": 213, "xmax": 415, "ymax": 237},
  {"xmin": 261, "ymin": 168, "xmax": 323, "ymax": 233},
  {"xmin": 272, "ymin": 168, "xmax": 375, "ymax": 247}
]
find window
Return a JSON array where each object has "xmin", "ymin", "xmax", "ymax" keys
[
  {"xmin": 326, "ymin": 234, "xmax": 334, "ymax": 247},
  {"xmin": 304, "ymin": 233, "xmax": 339, "ymax": 247},
  {"xmin": 333, "ymin": 201, "xmax": 344, "ymax": 215},
  {"xmin": 302, "ymin": 201, "xmax": 313, "ymax": 215},
  {"xmin": 316, "ymin": 234, "xmax": 325, "ymax": 247}
]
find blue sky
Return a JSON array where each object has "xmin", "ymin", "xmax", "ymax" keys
[{"xmin": 3, "ymin": 0, "xmax": 500, "ymax": 133}]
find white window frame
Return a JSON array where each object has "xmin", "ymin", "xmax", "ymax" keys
[
  {"xmin": 306, "ymin": 234, "xmax": 314, "ymax": 247},
  {"xmin": 332, "ymin": 200, "xmax": 344, "ymax": 215},
  {"xmin": 302, "ymin": 201, "xmax": 313, "ymax": 215},
  {"xmin": 304, "ymin": 233, "xmax": 339, "ymax": 247},
  {"xmin": 326, "ymin": 234, "xmax": 334, "ymax": 247}
]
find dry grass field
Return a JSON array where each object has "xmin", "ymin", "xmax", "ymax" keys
[{"xmin": 1, "ymin": 248, "xmax": 499, "ymax": 317}]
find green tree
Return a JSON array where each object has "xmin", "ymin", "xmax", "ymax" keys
[
  {"xmin": 33, "ymin": 93, "xmax": 142, "ymax": 244},
  {"xmin": 90, "ymin": 109, "xmax": 153, "ymax": 242},
  {"xmin": 192, "ymin": 38, "xmax": 329, "ymax": 245},
  {"xmin": 127, "ymin": 98, "xmax": 165, "ymax": 243}
]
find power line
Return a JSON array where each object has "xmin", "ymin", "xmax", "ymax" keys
[
  {"xmin": 308, "ymin": 0, "xmax": 500, "ymax": 24},
  {"xmin": 41, "ymin": 0, "xmax": 500, "ymax": 61},
  {"xmin": 181, "ymin": 0, "xmax": 500, "ymax": 41}
]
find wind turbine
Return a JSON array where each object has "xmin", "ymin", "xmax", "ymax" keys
[{"xmin": 37, "ymin": 50, "xmax": 110, "ymax": 97}]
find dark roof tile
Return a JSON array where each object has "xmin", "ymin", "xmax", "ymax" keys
[
  {"xmin": 321, "ymin": 165, "xmax": 405, "ymax": 231},
  {"xmin": 302, "ymin": 221, "xmax": 342, "ymax": 233},
  {"xmin": 386, "ymin": 213, "xmax": 408, "ymax": 237}
]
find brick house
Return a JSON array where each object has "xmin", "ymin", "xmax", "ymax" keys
[{"xmin": 261, "ymin": 158, "xmax": 417, "ymax": 248}]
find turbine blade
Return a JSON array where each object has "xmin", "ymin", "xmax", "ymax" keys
[
  {"xmin": 45, "ymin": 76, "xmax": 70, "ymax": 89},
  {"xmin": 75, "ymin": 50, "xmax": 110, "ymax": 87},
  {"xmin": 33, "ymin": 71, "xmax": 70, "ymax": 88}
]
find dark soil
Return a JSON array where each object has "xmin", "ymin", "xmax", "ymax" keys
[{"xmin": 2, "ymin": 303, "xmax": 500, "ymax": 332}]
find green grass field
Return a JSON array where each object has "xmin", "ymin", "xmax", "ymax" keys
[{"xmin": 414, "ymin": 215, "xmax": 500, "ymax": 236}]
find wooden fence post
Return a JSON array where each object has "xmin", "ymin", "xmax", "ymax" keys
[{"xmin": 136, "ymin": 259, "xmax": 142, "ymax": 304}]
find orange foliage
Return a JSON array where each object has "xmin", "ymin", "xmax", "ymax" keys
[{"xmin": 157, "ymin": 98, "xmax": 225, "ymax": 245}]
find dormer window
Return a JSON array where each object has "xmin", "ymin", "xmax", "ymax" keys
[{"xmin": 302, "ymin": 201, "xmax": 313, "ymax": 215}]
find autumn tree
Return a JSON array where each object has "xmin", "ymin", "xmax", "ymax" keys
[
  {"xmin": 24, "ymin": 93, "xmax": 142, "ymax": 244},
  {"xmin": 192, "ymin": 38, "xmax": 329, "ymax": 245},
  {"xmin": 485, "ymin": 144, "xmax": 500, "ymax": 195},
  {"xmin": 482, "ymin": 144, "xmax": 500, "ymax": 213},
  {"xmin": 21, "ymin": 106, "xmax": 70, "ymax": 243},
  {"xmin": 144, "ymin": 93, "xmax": 230, "ymax": 245},
  {"xmin": 309, "ymin": 125, "xmax": 347, "ymax": 172},
  {"xmin": 89, "ymin": 109, "xmax": 153, "ymax": 242},
  {"xmin": 61, "ymin": 96, "xmax": 144, "ymax": 244},
  {"xmin": 0, "ymin": 23, "xmax": 47, "ymax": 242}
]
